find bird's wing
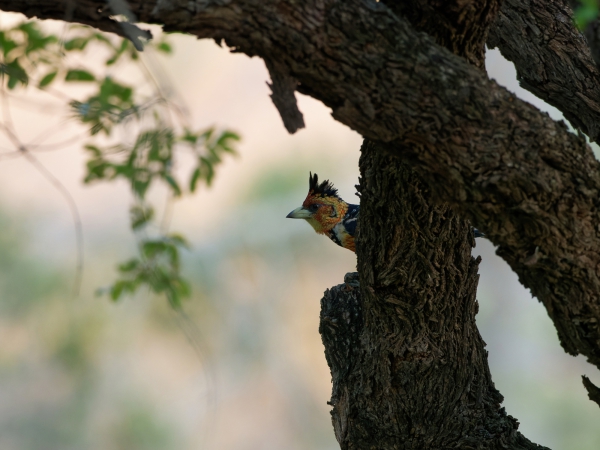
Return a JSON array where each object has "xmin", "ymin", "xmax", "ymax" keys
[{"xmin": 342, "ymin": 204, "xmax": 359, "ymax": 236}]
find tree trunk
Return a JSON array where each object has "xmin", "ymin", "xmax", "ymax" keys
[
  {"xmin": 320, "ymin": 141, "xmax": 547, "ymax": 449},
  {"xmin": 318, "ymin": 2, "xmax": 551, "ymax": 447}
]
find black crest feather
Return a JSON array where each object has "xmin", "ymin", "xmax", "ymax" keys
[{"xmin": 309, "ymin": 172, "xmax": 339, "ymax": 198}]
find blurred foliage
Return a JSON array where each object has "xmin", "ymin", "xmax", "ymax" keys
[
  {"xmin": 0, "ymin": 20, "xmax": 239, "ymax": 307},
  {"xmin": 0, "ymin": 210, "xmax": 64, "ymax": 317},
  {"xmin": 102, "ymin": 235, "xmax": 192, "ymax": 309},
  {"xmin": 112, "ymin": 404, "xmax": 176, "ymax": 450},
  {"xmin": 574, "ymin": 0, "xmax": 599, "ymax": 30}
]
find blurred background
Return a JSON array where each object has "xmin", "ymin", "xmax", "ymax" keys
[{"xmin": 0, "ymin": 10, "xmax": 599, "ymax": 450}]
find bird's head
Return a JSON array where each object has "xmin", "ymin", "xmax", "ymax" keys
[{"xmin": 286, "ymin": 173, "xmax": 348, "ymax": 234}]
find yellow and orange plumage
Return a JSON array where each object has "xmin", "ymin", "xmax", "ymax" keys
[
  {"xmin": 286, "ymin": 173, "xmax": 359, "ymax": 252},
  {"xmin": 287, "ymin": 173, "xmax": 484, "ymax": 252}
]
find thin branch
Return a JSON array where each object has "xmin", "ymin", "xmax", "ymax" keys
[{"xmin": 0, "ymin": 150, "xmax": 22, "ymax": 160}]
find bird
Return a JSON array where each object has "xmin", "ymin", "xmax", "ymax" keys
[
  {"xmin": 287, "ymin": 173, "xmax": 485, "ymax": 253},
  {"xmin": 286, "ymin": 173, "xmax": 359, "ymax": 252}
]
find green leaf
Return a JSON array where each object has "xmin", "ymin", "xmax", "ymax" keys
[
  {"xmin": 201, "ymin": 128, "xmax": 214, "ymax": 141},
  {"xmin": 177, "ymin": 278, "xmax": 191, "ymax": 298},
  {"xmin": 574, "ymin": 0, "xmax": 600, "ymax": 30},
  {"xmin": 110, "ymin": 280, "xmax": 130, "ymax": 300},
  {"xmin": 132, "ymin": 177, "xmax": 151, "ymax": 199},
  {"xmin": 190, "ymin": 167, "xmax": 201, "ymax": 192},
  {"xmin": 168, "ymin": 233, "xmax": 190, "ymax": 249},
  {"xmin": 106, "ymin": 39, "xmax": 129, "ymax": 66},
  {"xmin": 164, "ymin": 174, "xmax": 182, "ymax": 196},
  {"xmin": 19, "ymin": 21, "xmax": 57, "ymax": 54},
  {"xmin": 200, "ymin": 156, "xmax": 215, "ymax": 186},
  {"xmin": 216, "ymin": 130, "xmax": 241, "ymax": 151},
  {"xmin": 65, "ymin": 69, "xmax": 95, "ymax": 82},
  {"xmin": 64, "ymin": 37, "xmax": 89, "ymax": 51},
  {"xmin": 182, "ymin": 128, "xmax": 199, "ymax": 144},
  {"xmin": 142, "ymin": 240, "xmax": 167, "ymax": 259},
  {"xmin": 84, "ymin": 159, "xmax": 113, "ymax": 183},
  {"xmin": 0, "ymin": 32, "xmax": 17, "ymax": 57},
  {"xmin": 7, "ymin": 75, "xmax": 17, "ymax": 89},
  {"xmin": 38, "ymin": 70, "xmax": 58, "ymax": 88},
  {"xmin": 130, "ymin": 204, "xmax": 154, "ymax": 230},
  {"xmin": 90, "ymin": 123, "xmax": 105, "ymax": 135},
  {"xmin": 167, "ymin": 291, "xmax": 181, "ymax": 309},
  {"xmin": 83, "ymin": 144, "xmax": 102, "ymax": 156},
  {"xmin": 2, "ymin": 59, "xmax": 28, "ymax": 89},
  {"xmin": 99, "ymin": 77, "xmax": 132, "ymax": 102},
  {"xmin": 157, "ymin": 42, "xmax": 172, "ymax": 54},
  {"xmin": 118, "ymin": 258, "xmax": 140, "ymax": 272}
]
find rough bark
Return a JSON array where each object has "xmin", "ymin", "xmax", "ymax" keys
[
  {"xmin": 383, "ymin": 0, "xmax": 501, "ymax": 69},
  {"xmin": 320, "ymin": 141, "xmax": 547, "ymax": 449},
  {"xmin": 265, "ymin": 59, "xmax": 305, "ymax": 134},
  {"xmin": 488, "ymin": 0, "xmax": 600, "ymax": 142}
]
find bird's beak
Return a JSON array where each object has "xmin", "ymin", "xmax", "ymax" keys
[{"xmin": 286, "ymin": 207, "xmax": 312, "ymax": 219}]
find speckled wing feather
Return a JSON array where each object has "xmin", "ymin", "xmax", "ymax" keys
[{"xmin": 342, "ymin": 204, "xmax": 359, "ymax": 236}]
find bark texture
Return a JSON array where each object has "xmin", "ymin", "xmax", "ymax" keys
[
  {"xmin": 488, "ymin": 0, "xmax": 600, "ymax": 142},
  {"xmin": 383, "ymin": 0, "xmax": 501, "ymax": 69},
  {"xmin": 265, "ymin": 59, "xmax": 305, "ymax": 134},
  {"xmin": 320, "ymin": 141, "xmax": 547, "ymax": 449}
]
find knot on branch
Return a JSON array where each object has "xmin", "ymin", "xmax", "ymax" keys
[
  {"xmin": 265, "ymin": 60, "xmax": 305, "ymax": 134},
  {"xmin": 107, "ymin": 0, "xmax": 152, "ymax": 50},
  {"xmin": 319, "ymin": 272, "xmax": 363, "ymax": 402},
  {"xmin": 117, "ymin": 22, "xmax": 152, "ymax": 51}
]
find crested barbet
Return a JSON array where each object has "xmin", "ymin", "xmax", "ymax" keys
[
  {"xmin": 286, "ymin": 173, "xmax": 359, "ymax": 252},
  {"xmin": 287, "ymin": 173, "xmax": 484, "ymax": 252}
]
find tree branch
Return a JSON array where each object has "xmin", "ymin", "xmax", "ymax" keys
[
  {"xmin": 0, "ymin": 0, "xmax": 152, "ymax": 48},
  {"xmin": 488, "ymin": 0, "xmax": 600, "ymax": 142},
  {"xmin": 3, "ymin": 0, "xmax": 600, "ymax": 371},
  {"xmin": 382, "ymin": 0, "xmax": 501, "ymax": 69},
  {"xmin": 265, "ymin": 59, "xmax": 305, "ymax": 134}
]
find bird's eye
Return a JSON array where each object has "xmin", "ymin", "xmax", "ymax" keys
[{"xmin": 309, "ymin": 204, "xmax": 320, "ymax": 211}]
